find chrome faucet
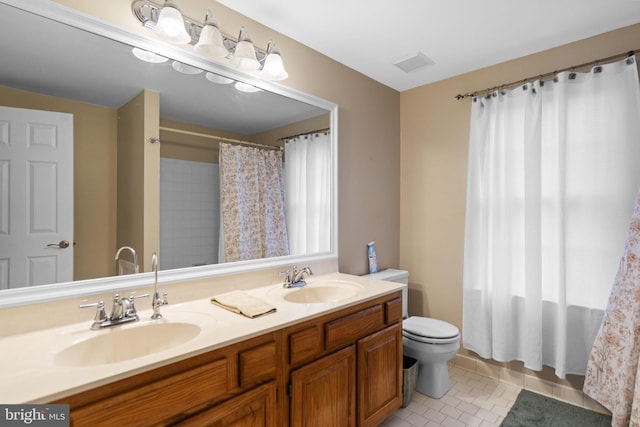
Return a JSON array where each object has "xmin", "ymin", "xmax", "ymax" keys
[
  {"xmin": 80, "ymin": 293, "xmax": 149, "ymax": 330},
  {"xmin": 150, "ymin": 252, "xmax": 168, "ymax": 319},
  {"xmin": 282, "ymin": 266, "xmax": 313, "ymax": 288},
  {"xmin": 115, "ymin": 246, "xmax": 139, "ymax": 274}
]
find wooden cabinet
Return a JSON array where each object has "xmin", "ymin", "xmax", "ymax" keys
[
  {"xmin": 52, "ymin": 291, "xmax": 402, "ymax": 427},
  {"xmin": 357, "ymin": 324, "xmax": 402, "ymax": 427},
  {"xmin": 285, "ymin": 293, "xmax": 403, "ymax": 427},
  {"xmin": 290, "ymin": 346, "xmax": 356, "ymax": 427}
]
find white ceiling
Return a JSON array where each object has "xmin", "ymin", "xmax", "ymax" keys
[{"xmin": 218, "ymin": 0, "xmax": 640, "ymax": 92}]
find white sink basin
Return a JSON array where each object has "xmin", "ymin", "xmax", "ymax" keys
[
  {"xmin": 55, "ymin": 321, "xmax": 201, "ymax": 367},
  {"xmin": 282, "ymin": 280, "xmax": 363, "ymax": 304}
]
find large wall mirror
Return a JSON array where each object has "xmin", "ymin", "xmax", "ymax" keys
[{"xmin": 0, "ymin": 0, "xmax": 338, "ymax": 307}]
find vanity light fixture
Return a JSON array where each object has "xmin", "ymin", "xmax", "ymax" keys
[
  {"xmin": 171, "ymin": 60, "xmax": 203, "ymax": 74},
  {"xmin": 205, "ymin": 72, "xmax": 234, "ymax": 85},
  {"xmin": 229, "ymin": 27, "xmax": 260, "ymax": 71},
  {"xmin": 132, "ymin": 0, "xmax": 288, "ymax": 80},
  {"xmin": 260, "ymin": 41, "xmax": 288, "ymax": 81},
  {"xmin": 193, "ymin": 11, "xmax": 228, "ymax": 60},
  {"xmin": 234, "ymin": 82, "xmax": 262, "ymax": 93},
  {"xmin": 152, "ymin": 0, "xmax": 190, "ymax": 44},
  {"xmin": 131, "ymin": 47, "xmax": 168, "ymax": 63}
]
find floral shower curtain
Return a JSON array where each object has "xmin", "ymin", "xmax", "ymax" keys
[
  {"xmin": 463, "ymin": 56, "xmax": 640, "ymax": 378},
  {"xmin": 218, "ymin": 142, "xmax": 289, "ymax": 262},
  {"xmin": 584, "ymin": 190, "xmax": 640, "ymax": 425},
  {"xmin": 284, "ymin": 131, "xmax": 331, "ymax": 255}
]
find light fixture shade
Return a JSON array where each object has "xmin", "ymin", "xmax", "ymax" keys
[
  {"xmin": 131, "ymin": 47, "xmax": 169, "ymax": 63},
  {"xmin": 194, "ymin": 12, "xmax": 228, "ymax": 59},
  {"xmin": 171, "ymin": 61, "xmax": 203, "ymax": 74},
  {"xmin": 261, "ymin": 51, "xmax": 288, "ymax": 81},
  {"xmin": 153, "ymin": 0, "xmax": 190, "ymax": 44},
  {"xmin": 230, "ymin": 27, "xmax": 260, "ymax": 71},
  {"xmin": 206, "ymin": 72, "xmax": 234, "ymax": 85},
  {"xmin": 194, "ymin": 24, "xmax": 228, "ymax": 58},
  {"xmin": 234, "ymin": 81, "xmax": 261, "ymax": 93}
]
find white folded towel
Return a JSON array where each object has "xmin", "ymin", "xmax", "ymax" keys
[{"xmin": 210, "ymin": 290, "xmax": 276, "ymax": 319}]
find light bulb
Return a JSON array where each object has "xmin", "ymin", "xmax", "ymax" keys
[
  {"xmin": 153, "ymin": 0, "xmax": 190, "ymax": 44},
  {"xmin": 261, "ymin": 51, "xmax": 288, "ymax": 80},
  {"xmin": 230, "ymin": 27, "xmax": 260, "ymax": 71},
  {"xmin": 194, "ymin": 11, "xmax": 229, "ymax": 59}
]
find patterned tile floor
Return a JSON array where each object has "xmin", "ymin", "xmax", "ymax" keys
[{"xmin": 383, "ymin": 366, "xmax": 521, "ymax": 427}]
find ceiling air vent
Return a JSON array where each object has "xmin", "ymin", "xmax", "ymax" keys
[{"xmin": 393, "ymin": 52, "xmax": 435, "ymax": 73}]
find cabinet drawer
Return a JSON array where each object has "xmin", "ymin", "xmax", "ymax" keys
[
  {"xmin": 177, "ymin": 382, "xmax": 277, "ymax": 427},
  {"xmin": 239, "ymin": 341, "xmax": 277, "ymax": 388},
  {"xmin": 289, "ymin": 325, "xmax": 323, "ymax": 366},
  {"xmin": 70, "ymin": 357, "xmax": 230, "ymax": 426},
  {"xmin": 325, "ymin": 305, "xmax": 384, "ymax": 351},
  {"xmin": 385, "ymin": 297, "xmax": 403, "ymax": 324}
]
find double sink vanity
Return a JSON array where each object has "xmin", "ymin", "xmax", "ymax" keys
[{"xmin": 0, "ymin": 272, "xmax": 404, "ymax": 426}]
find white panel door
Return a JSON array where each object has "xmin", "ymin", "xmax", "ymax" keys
[{"xmin": 0, "ymin": 106, "xmax": 73, "ymax": 289}]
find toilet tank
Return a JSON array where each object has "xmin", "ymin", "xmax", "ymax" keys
[{"xmin": 362, "ymin": 269, "xmax": 409, "ymax": 318}]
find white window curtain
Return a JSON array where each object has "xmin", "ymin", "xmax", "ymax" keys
[
  {"xmin": 463, "ymin": 56, "xmax": 640, "ymax": 378},
  {"xmin": 284, "ymin": 131, "xmax": 331, "ymax": 255},
  {"xmin": 218, "ymin": 142, "xmax": 289, "ymax": 263}
]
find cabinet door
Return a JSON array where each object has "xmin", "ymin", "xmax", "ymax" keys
[
  {"xmin": 177, "ymin": 382, "xmax": 276, "ymax": 427},
  {"xmin": 357, "ymin": 323, "xmax": 402, "ymax": 427},
  {"xmin": 290, "ymin": 345, "xmax": 356, "ymax": 427}
]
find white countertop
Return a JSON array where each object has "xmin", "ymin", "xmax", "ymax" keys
[{"xmin": 0, "ymin": 272, "xmax": 403, "ymax": 403}]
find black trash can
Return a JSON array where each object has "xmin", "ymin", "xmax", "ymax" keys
[{"xmin": 402, "ymin": 355, "xmax": 419, "ymax": 408}]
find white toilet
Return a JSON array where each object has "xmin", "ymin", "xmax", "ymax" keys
[{"xmin": 364, "ymin": 269, "xmax": 460, "ymax": 399}]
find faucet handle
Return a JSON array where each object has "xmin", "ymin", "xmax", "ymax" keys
[
  {"xmin": 125, "ymin": 293, "xmax": 149, "ymax": 317},
  {"xmin": 155, "ymin": 291, "xmax": 168, "ymax": 305},
  {"xmin": 80, "ymin": 300, "xmax": 108, "ymax": 330},
  {"xmin": 280, "ymin": 269, "xmax": 292, "ymax": 286},
  {"xmin": 80, "ymin": 300, "xmax": 106, "ymax": 314}
]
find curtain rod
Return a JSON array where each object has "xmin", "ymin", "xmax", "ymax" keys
[
  {"xmin": 454, "ymin": 48, "xmax": 640, "ymax": 100},
  {"xmin": 277, "ymin": 128, "xmax": 331, "ymax": 142},
  {"xmin": 159, "ymin": 126, "xmax": 283, "ymax": 150}
]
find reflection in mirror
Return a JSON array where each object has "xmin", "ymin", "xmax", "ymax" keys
[{"xmin": 0, "ymin": 0, "xmax": 337, "ymax": 300}]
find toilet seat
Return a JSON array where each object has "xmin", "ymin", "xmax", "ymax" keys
[{"xmin": 403, "ymin": 316, "xmax": 459, "ymax": 344}]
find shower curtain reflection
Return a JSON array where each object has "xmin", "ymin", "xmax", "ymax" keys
[
  {"xmin": 218, "ymin": 142, "xmax": 289, "ymax": 263},
  {"xmin": 284, "ymin": 131, "xmax": 331, "ymax": 255}
]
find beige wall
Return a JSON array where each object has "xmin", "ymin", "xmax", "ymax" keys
[
  {"xmin": 159, "ymin": 118, "xmax": 252, "ymax": 163},
  {"xmin": 0, "ymin": 85, "xmax": 118, "ymax": 281},
  {"xmin": 400, "ymin": 23, "xmax": 640, "ymax": 385},
  {"xmin": 117, "ymin": 90, "xmax": 160, "ymax": 273},
  {"xmin": 158, "ymin": 114, "xmax": 329, "ymax": 163},
  {"xmin": 53, "ymin": 0, "xmax": 401, "ymax": 276},
  {"xmin": 252, "ymin": 114, "xmax": 330, "ymax": 146}
]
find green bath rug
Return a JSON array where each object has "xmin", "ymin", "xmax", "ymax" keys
[{"xmin": 501, "ymin": 389, "xmax": 611, "ymax": 427}]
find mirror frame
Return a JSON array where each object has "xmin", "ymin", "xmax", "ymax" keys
[{"xmin": 0, "ymin": 0, "xmax": 338, "ymax": 308}]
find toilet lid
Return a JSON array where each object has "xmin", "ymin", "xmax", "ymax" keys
[{"xmin": 403, "ymin": 316, "xmax": 459, "ymax": 344}]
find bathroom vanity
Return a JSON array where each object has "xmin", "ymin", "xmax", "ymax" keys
[{"xmin": 0, "ymin": 273, "xmax": 403, "ymax": 427}]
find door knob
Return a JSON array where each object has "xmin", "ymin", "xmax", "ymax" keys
[{"xmin": 47, "ymin": 240, "xmax": 70, "ymax": 249}]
